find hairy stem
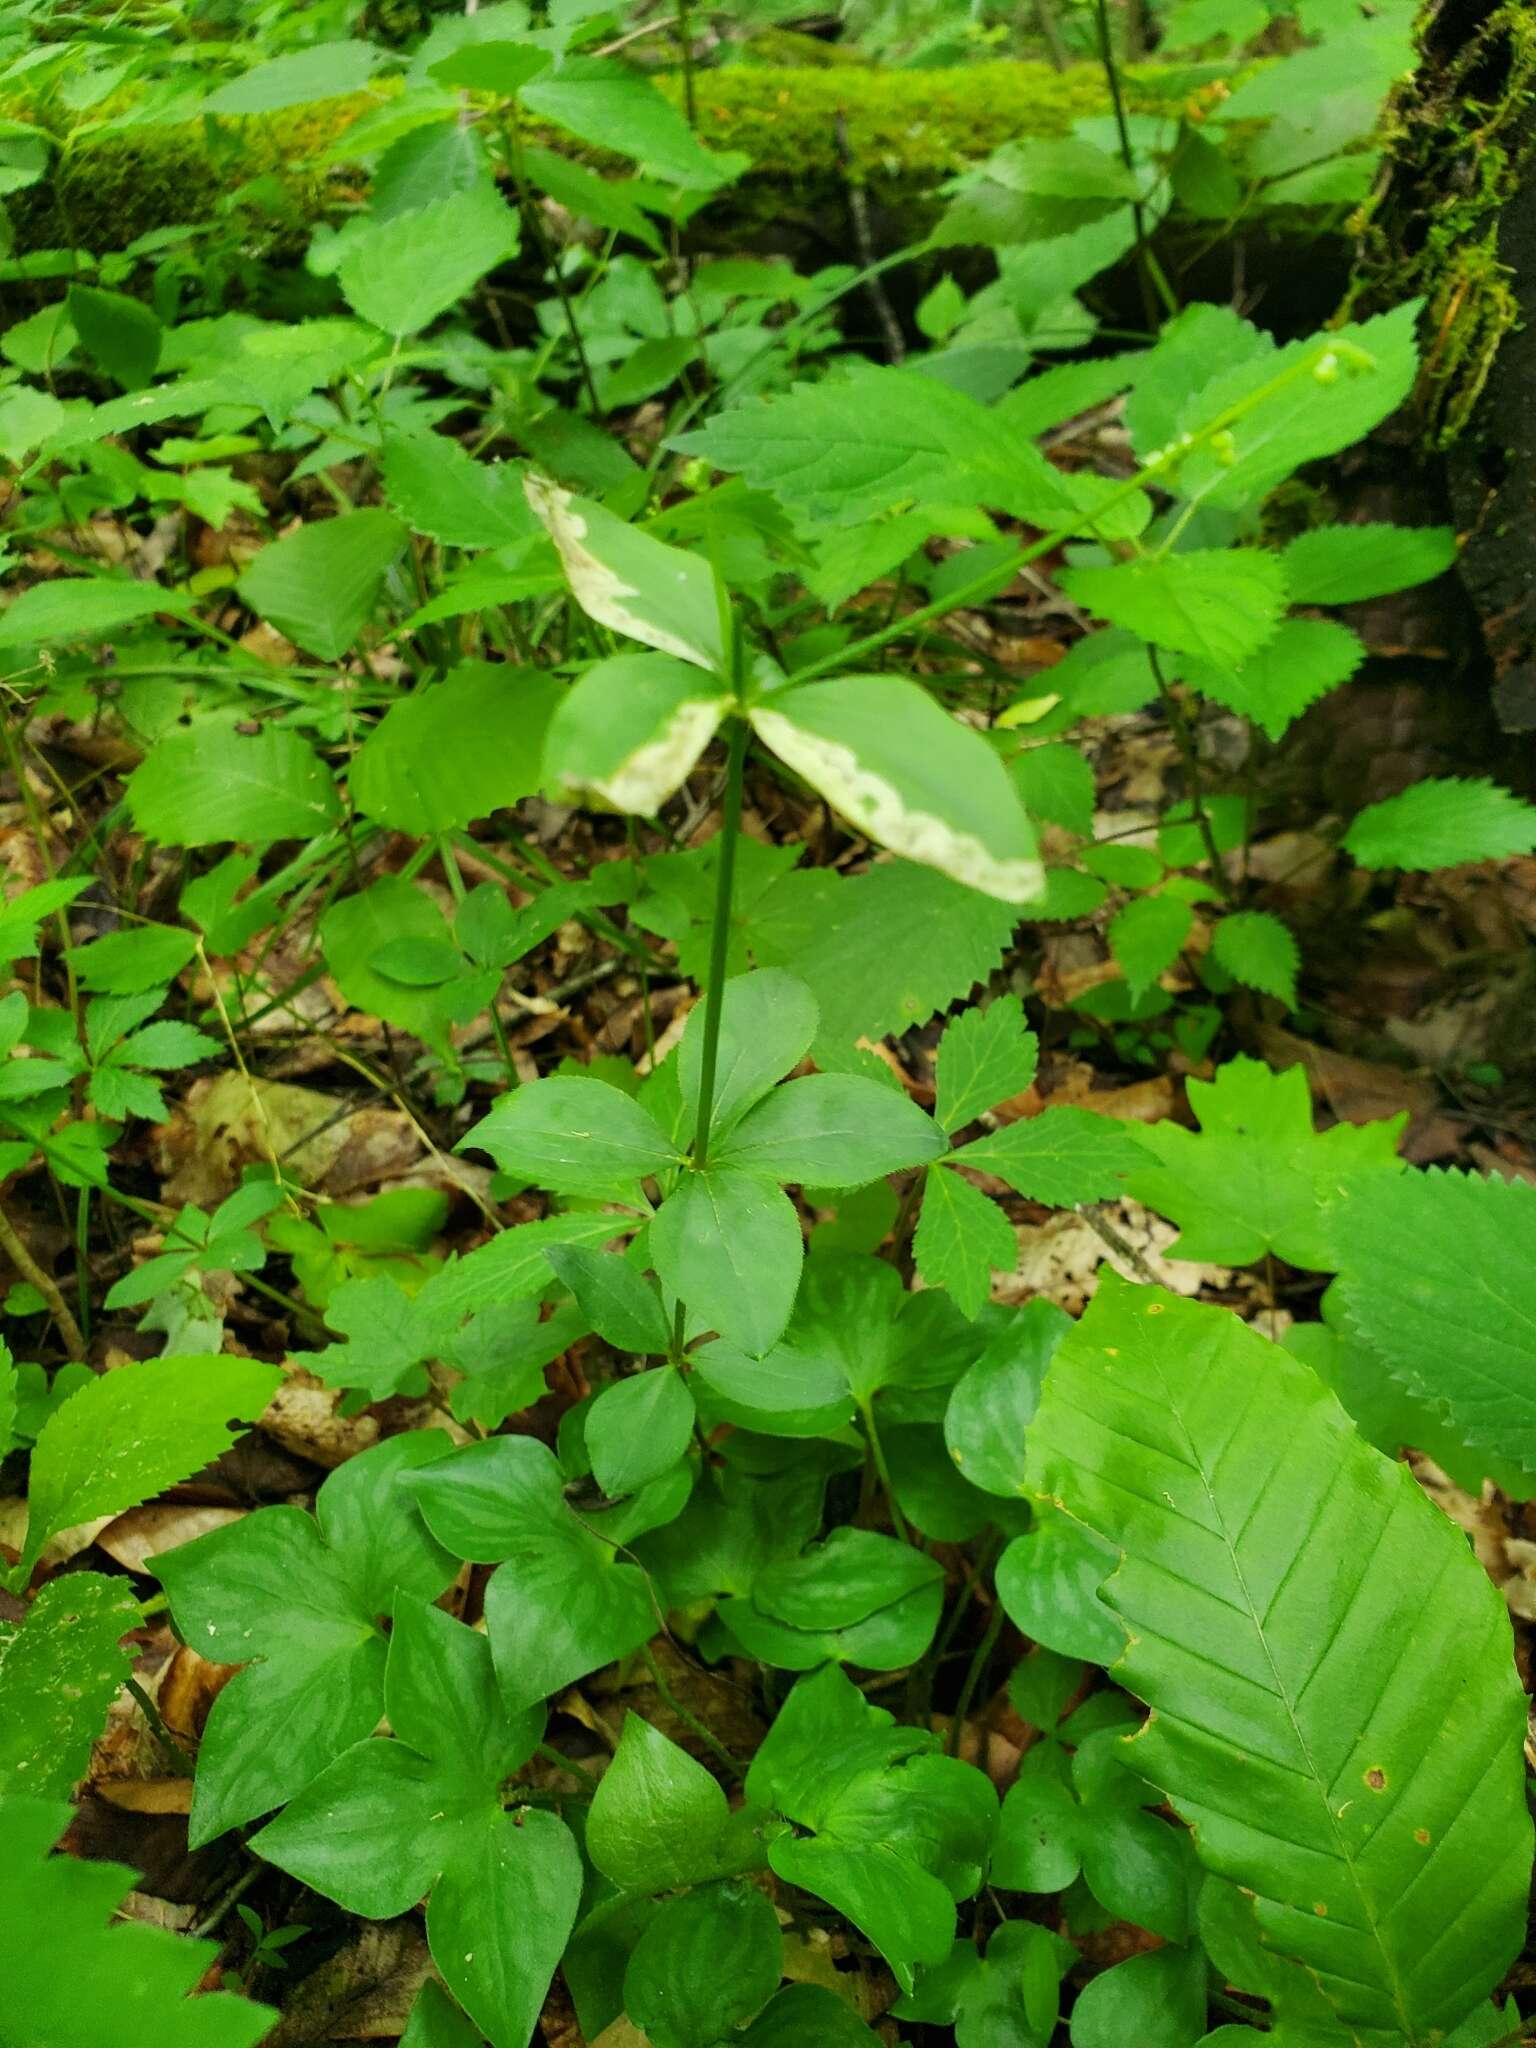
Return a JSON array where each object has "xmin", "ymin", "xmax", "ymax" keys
[{"xmin": 1148, "ymin": 649, "xmax": 1236, "ymax": 903}]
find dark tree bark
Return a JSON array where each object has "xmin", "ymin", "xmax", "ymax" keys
[{"xmin": 1351, "ymin": 0, "xmax": 1536, "ymax": 733}]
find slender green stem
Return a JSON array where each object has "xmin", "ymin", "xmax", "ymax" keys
[
  {"xmin": 691, "ymin": 716, "xmax": 750, "ymax": 1168},
  {"xmin": 125, "ymin": 1677, "xmax": 198, "ymax": 1776},
  {"xmin": 947, "ymin": 1598, "xmax": 1006, "ymax": 1757},
  {"xmin": 1148, "ymin": 649, "xmax": 1235, "ymax": 904},
  {"xmin": 1092, "ymin": 0, "xmax": 1177, "ymax": 328},
  {"xmin": 860, "ymin": 1399, "xmax": 910, "ymax": 1545},
  {"xmin": 641, "ymin": 1644, "xmax": 740, "ymax": 1778},
  {"xmin": 536, "ymin": 1742, "xmax": 599, "ymax": 1792}
]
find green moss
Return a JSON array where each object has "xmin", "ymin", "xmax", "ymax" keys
[
  {"xmin": 7, "ymin": 59, "xmax": 1224, "ymax": 255},
  {"xmin": 1348, "ymin": 0, "xmax": 1536, "ymax": 444}
]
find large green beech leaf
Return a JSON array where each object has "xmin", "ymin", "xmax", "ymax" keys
[
  {"xmin": 158, "ymin": 1433, "xmax": 457, "ymax": 1844},
  {"xmin": 543, "ymin": 652, "xmax": 734, "ymax": 814},
  {"xmin": 403, "ymin": 1434, "xmax": 656, "ymax": 1711},
  {"xmin": 0, "ymin": 1796, "xmax": 275, "ymax": 2048},
  {"xmin": 525, "ymin": 473, "xmax": 725, "ymax": 671},
  {"xmin": 1025, "ymin": 1275, "xmax": 1532, "ymax": 2043},
  {"xmin": 751, "ymin": 677, "xmax": 1045, "ymax": 905},
  {"xmin": 254, "ymin": 1599, "xmax": 580, "ymax": 2048},
  {"xmin": 1329, "ymin": 1167, "xmax": 1536, "ymax": 1478}
]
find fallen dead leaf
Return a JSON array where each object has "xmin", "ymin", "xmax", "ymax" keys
[
  {"xmin": 153, "ymin": 1072, "xmax": 421, "ymax": 1206},
  {"xmin": 262, "ymin": 1920, "xmax": 433, "ymax": 2046},
  {"xmin": 260, "ymin": 1368, "xmax": 381, "ymax": 1470},
  {"xmin": 96, "ymin": 1504, "xmax": 246, "ymax": 1574},
  {"xmin": 999, "ymin": 1199, "xmax": 1224, "ymax": 1316}
]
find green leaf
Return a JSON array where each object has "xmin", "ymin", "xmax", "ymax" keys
[
  {"xmin": 20, "ymin": 1353, "xmax": 279, "ymax": 1580},
  {"xmin": 944, "ymin": 1300, "xmax": 1071, "ymax": 1497},
  {"xmin": 521, "ymin": 143, "xmax": 662, "ymax": 252},
  {"xmin": 1060, "ymin": 552, "xmax": 1288, "ymax": 672},
  {"xmin": 1070, "ymin": 1945, "xmax": 1206, "ymax": 2048},
  {"xmin": 586, "ymin": 1711, "xmax": 734, "ymax": 1895},
  {"xmin": 350, "ymin": 663, "xmax": 561, "ymax": 833},
  {"xmin": 237, "ymin": 508, "xmax": 407, "ymax": 661},
  {"xmin": 752, "ymin": 677, "xmax": 1044, "ymax": 905},
  {"xmin": 995, "ymin": 1511, "xmax": 1124, "ymax": 1664},
  {"xmin": 753, "ymin": 1526, "xmax": 943, "ymax": 1630},
  {"xmin": 1124, "ymin": 305, "xmax": 1270, "ymax": 463},
  {"xmin": 543, "ymin": 653, "xmax": 732, "ymax": 814},
  {"xmin": 754, "ymin": 1670, "xmax": 997, "ymax": 1991},
  {"xmin": 128, "ymin": 721, "xmax": 342, "ymax": 847},
  {"xmin": 679, "ymin": 967, "xmax": 820, "ymax": 1141},
  {"xmin": 0, "ymin": 1572, "xmax": 137, "ymax": 1798},
  {"xmin": 672, "ymin": 366, "xmax": 1081, "ymax": 531},
  {"xmin": 545, "ymin": 1244, "xmax": 671, "ymax": 1356},
  {"xmin": 1107, "ymin": 894, "xmax": 1193, "ymax": 1001},
  {"xmin": 66, "ymin": 284, "xmax": 160, "ymax": 389},
  {"xmin": 935, "ymin": 994, "xmax": 1040, "ymax": 1134},
  {"xmin": 401, "ymin": 1981, "xmax": 484, "ymax": 2048},
  {"xmin": 371, "ymin": 120, "xmax": 490, "ymax": 220},
  {"xmin": 741, "ymin": 1985, "xmax": 883, "ymax": 2045},
  {"xmin": 954, "ymin": 1106, "xmax": 1148, "ymax": 1207},
  {"xmin": 526, "ymin": 474, "xmax": 725, "ymax": 672},
  {"xmin": 1027, "ymin": 1276, "xmax": 1532, "ymax": 2043},
  {"xmin": 1329, "ymin": 1168, "xmax": 1536, "ymax": 1478},
  {"xmin": 716, "ymin": 1073, "xmax": 945, "ymax": 1187},
  {"xmin": 69, "ymin": 925, "xmax": 197, "ymax": 994},
  {"xmin": 321, "ymin": 878, "xmax": 485, "ymax": 1050},
  {"xmin": 405, "ymin": 1435, "xmax": 657, "ymax": 1711},
  {"xmin": 747, "ymin": 859, "xmax": 1017, "ymax": 1059},
  {"xmin": 913, "ymin": 1163, "xmax": 1018, "ymax": 1318},
  {"xmin": 1282, "ymin": 523, "xmax": 1457, "ymax": 604},
  {"xmin": 157, "ymin": 1434, "xmax": 457, "ymax": 1843},
  {"xmin": 651, "ymin": 1166, "xmax": 803, "ymax": 1356},
  {"xmin": 1009, "ymin": 743, "xmax": 1095, "ymax": 839},
  {"xmin": 0, "ymin": 1797, "xmax": 275, "ymax": 2046},
  {"xmin": 1128, "ymin": 1055, "xmax": 1405, "ymax": 1267},
  {"xmin": 465, "ymin": 1074, "xmax": 677, "ymax": 1198},
  {"xmin": 254, "ymin": 1599, "xmax": 579, "ymax": 2048},
  {"xmin": 1167, "ymin": 304, "xmax": 1422, "ymax": 511},
  {"xmin": 586, "ymin": 1367, "xmax": 694, "ymax": 1498},
  {"xmin": 379, "ymin": 430, "xmax": 536, "ymax": 550},
  {"xmin": 624, "ymin": 1879, "xmax": 783, "ymax": 2048},
  {"xmin": 520, "ymin": 55, "xmax": 731, "ymax": 189},
  {"xmin": 0, "ymin": 576, "xmax": 192, "ymax": 649},
  {"xmin": 1344, "ymin": 777, "xmax": 1536, "ymax": 870},
  {"xmin": 203, "ymin": 39, "xmax": 381, "ymax": 113},
  {"xmin": 1183, "ymin": 616, "xmax": 1364, "ymax": 741},
  {"xmin": 1210, "ymin": 910, "xmax": 1298, "ymax": 1006},
  {"xmin": 338, "ymin": 183, "xmax": 520, "ymax": 337}
]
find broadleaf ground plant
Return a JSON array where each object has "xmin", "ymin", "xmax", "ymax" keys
[{"xmin": 2, "ymin": 0, "xmax": 1535, "ymax": 2042}]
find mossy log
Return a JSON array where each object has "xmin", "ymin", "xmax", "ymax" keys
[{"xmin": 13, "ymin": 58, "xmax": 1228, "ymax": 256}]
